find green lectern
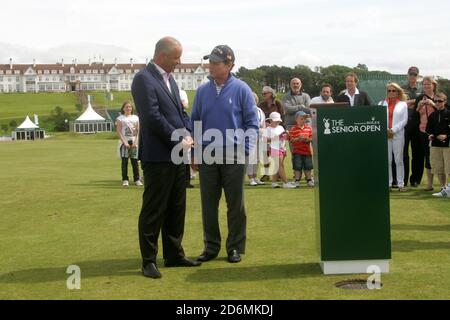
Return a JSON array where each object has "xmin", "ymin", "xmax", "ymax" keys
[{"xmin": 311, "ymin": 105, "xmax": 391, "ymax": 275}]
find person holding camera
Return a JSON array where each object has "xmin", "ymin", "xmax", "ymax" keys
[{"xmin": 115, "ymin": 101, "xmax": 142, "ymax": 187}]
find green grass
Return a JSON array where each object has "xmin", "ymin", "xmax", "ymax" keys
[
  {"xmin": 0, "ymin": 90, "xmax": 196, "ymax": 134},
  {"xmin": 0, "ymin": 93, "xmax": 78, "ymax": 121},
  {"xmin": 0, "ymin": 134, "xmax": 449, "ymax": 300}
]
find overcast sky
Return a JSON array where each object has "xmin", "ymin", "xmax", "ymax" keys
[{"xmin": 1, "ymin": 0, "xmax": 449, "ymax": 77}]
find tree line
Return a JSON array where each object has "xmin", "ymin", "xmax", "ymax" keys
[{"xmin": 235, "ymin": 64, "xmax": 450, "ymax": 99}]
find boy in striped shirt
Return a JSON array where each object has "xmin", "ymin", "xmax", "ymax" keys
[{"xmin": 287, "ymin": 111, "xmax": 314, "ymax": 187}]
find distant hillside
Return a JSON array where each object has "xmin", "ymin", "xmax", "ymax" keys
[{"xmin": 0, "ymin": 90, "xmax": 197, "ymax": 133}]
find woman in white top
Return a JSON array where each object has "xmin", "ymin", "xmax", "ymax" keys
[
  {"xmin": 115, "ymin": 101, "xmax": 142, "ymax": 186},
  {"xmin": 379, "ymin": 83, "xmax": 408, "ymax": 191}
]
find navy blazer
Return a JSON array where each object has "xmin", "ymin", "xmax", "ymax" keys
[
  {"xmin": 131, "ymin": 63, "xmax": 191, "ymax": 163},
  {"xmin": 335, "ymin": 90, "xmax": 371, "ymax": 106}
]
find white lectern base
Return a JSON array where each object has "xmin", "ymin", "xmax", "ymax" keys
[{"xmin": 320, "ymin": 260, "xmax": 390, "ymax": 275}]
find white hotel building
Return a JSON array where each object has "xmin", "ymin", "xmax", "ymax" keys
[{"xmin": 0, "ymin": 59, "xmax": 210, "ymax": 93}]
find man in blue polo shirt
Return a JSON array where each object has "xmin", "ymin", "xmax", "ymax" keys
[{"xmin": 191, "ymin": 45, "xmax": 259, "ymax": 264}]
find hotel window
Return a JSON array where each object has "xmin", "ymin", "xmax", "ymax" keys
[
  {"xmin": 38, "ymin": 70, "xmax": 42, "ymax": 74},
  {"xmin": 86, "ymin": 70, "xmax": 92, "ymax": 74},
  {"xmin": 100, "ymin": 70, "xmax": 104, "ymax": 74},
  {"xmin": 0, "ymin": 76, "xmax": 3, "ymax": 81},
  {"xmin": 59, "ymin": 70, "xmax": 63, "ymax": 74},
  {"xmin": 16, "ymin": 76, "xmax": 20, "ymax": 82},
  {"xmin": 51, "ymin": 70, "xmax": 57, "ymax": 74},
  {"xmin": 93, "ymin": 70, "xmax": 98, "ymax": 74},
  {"xmin": 14, "ymin": 70, "xmax": 20, "ymax": 74},
  {"xmin": 44, "ymin": 70, "xmax": 49, "ymax": 74}
]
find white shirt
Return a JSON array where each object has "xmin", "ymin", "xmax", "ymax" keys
[
  {"xmin": 310, "ymin": 96, "xmax": 334, "ymax": 105},
  {"xmin": 116, "ymin": 114, "xmax": 139, "ymax": 142},
  {"xmin": 154, "ymin": 63, "xmax": 172, "ymax": 93},
  {"xmin": 263, "ymin": 125, "xmax": 286, "ymax": 151},
  {"xmin": 179, "ymin": 89, "xmax": 188, "ymax": 107},
  {"xmin": 344, "ymin": 88, "xmax": 359, "ymax": 107}
]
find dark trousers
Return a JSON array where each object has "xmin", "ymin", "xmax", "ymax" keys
[
  {"xmin": 121, "ymin": 157, "xmax": 140, "ymax": 182},
  {"xmin": 185, "ymin": 164, "xmax": 191, "ymax": 185},
  {"xmin": 392, "ymin": 128, "xmax": 424, "ymax": 186},
  {"xmin": 404, "ymin": 128, "xmax": 424, "ymax": 185},
  {"xmin": 198, "ymin": 163, "xmax": 247, "ymax": 255},
  {"xmin": 138, "ymin": 163, "xmax": 186, "ymax": 267},
  {"xmin": 419, "ymin": 131, "xmax": 432, "ymax": 169}
]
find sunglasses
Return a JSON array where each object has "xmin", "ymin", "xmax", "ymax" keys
[
  {"xmin": 434, "ymin": 99, "xmax": 445, "ymax": 103},
  {"xmin": 387, "ymin": 90, "xmax": 397, "ymax": 93},
  {"xmin": 408, "ymin": 73, "xmax": 418, "ymax": 77},
  {"xmin": 262, "ymin": 92, "xmax": 270, "ymax": 95}
]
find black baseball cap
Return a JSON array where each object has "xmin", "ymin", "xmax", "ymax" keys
[
  {"xmin": 203, "ymin": 45, "xmax": 235, "ymax": 63},
  {"xmin": 408, "ymin": 66, "xmax": 419, "ymax": 75}
]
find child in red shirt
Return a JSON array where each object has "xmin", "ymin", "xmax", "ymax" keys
[{"xmin": 287, "ymin": 111, "xmax": 314, "ymax": 187}]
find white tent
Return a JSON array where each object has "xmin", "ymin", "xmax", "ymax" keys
[
  {"xmin": 76, "ymin": 96, "xmax": 106, "ymax": 121},
  {"xmin": 12, "ymin": 116, "xmax": 45, "ymax": 140},
  {"xmin": 17, "ymin": 116, "xmax": 39, "ymax": 129},
  {"xmin": 72, "ymin": 95, "xmax": 113, "ymax": 133}
]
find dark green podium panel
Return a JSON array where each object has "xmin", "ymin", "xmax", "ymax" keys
[{"xmin": 311, "ymin": 105, "xmax": 391, "ymax": 274}]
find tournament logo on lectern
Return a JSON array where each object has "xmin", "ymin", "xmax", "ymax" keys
[{"xmin": 323, "ymin": 118, "xmax": 331, "ymax": 135}]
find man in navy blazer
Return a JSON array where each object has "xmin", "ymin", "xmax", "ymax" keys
[
  {"xmin": 131, "ymin": 36, "xmax": 201, "ymax": 279},
  {"xmin": 335, "ymin": 72, "xmax": 371, "ymax": 107}
]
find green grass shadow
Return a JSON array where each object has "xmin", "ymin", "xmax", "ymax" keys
[
  {"xmin": 392, "ymin": 240, "xmax": 450, "ymax": 252},
  {"xmin": 186, "ymin": 263, "xmax": 322, "ymax": 283},
  {"xmin": 392, "ymin": 224, "xmax": 450, "ymax": 232},
  {"xmin": 0, "ymin": 258, "xmax": 142, "ymax": 284}
]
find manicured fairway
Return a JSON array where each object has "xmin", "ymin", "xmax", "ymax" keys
[{"xmin": 0, "ymin": 133, "xmax": 448, "ymax": 299}]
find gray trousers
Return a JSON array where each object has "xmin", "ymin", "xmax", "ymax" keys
[{"xmin": 199, "ymin": 163, "xmax": 247, "ymax": 255}]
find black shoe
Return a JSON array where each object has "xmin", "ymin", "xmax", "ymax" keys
[
  {"xmin": 260, "ymin": 175, "xmax": 269, "ymax": 182},
  {"xmin": 411, "ymin": 182, "xmax": 419, "ymax": 188},
  {"xmin": 197, "ymin": 251, "xmax": 218, "ymax": 262},
  {"xmin": 164, "ymin": 257, "xmax": 202, "ymax": 267},
  {"xmin": 186, "ymin": 183, "xmax": 194, "ymax": 189},
  {"xmin": 227, "ymin": 250, "xmax": 241, "ymax": 263},
  {"xmin": 142, "ymin": 263, "xmax": 162, "ymax": 279}
]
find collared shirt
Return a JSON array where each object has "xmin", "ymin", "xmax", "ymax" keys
[
  {"xmin": 402, "ymin": 83, "xmax": 422, "ymax": 100},
  {"xmin": 154, "ymin": 63, "xmax": 172, "ymax": 93},
  {"xmin": 214, "ymin": 81, "xmax": 225, "ymax": 95},
  {"xmin": 344, "ymin": 88, "xmax": 360, "ymax": 107},
  {"xmin": 310, "ymin": 96, "xmax": 334, "ymax": 105}
]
